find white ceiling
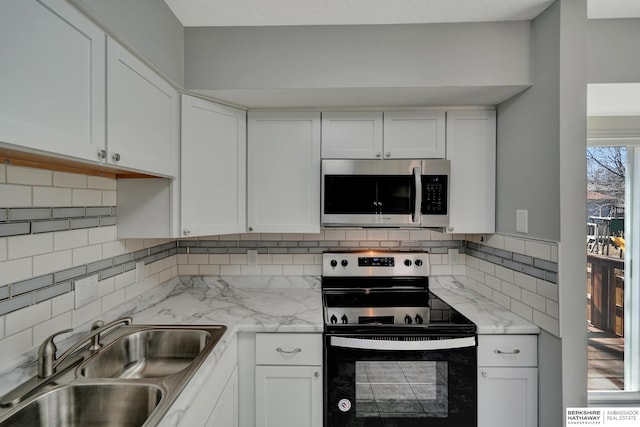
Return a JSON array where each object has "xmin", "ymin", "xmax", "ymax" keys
[{"xmin": 164, "ymin": 0, "xmax": 640, "ymax": 27}]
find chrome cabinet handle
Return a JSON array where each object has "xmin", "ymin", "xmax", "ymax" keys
[
  {"xmin": 481, "ymin": 371, "xmax": 488, "ymax": 378},
  {"xmin": 248, "ymin": 226, "xmax": 254, "ymax": 232},
  {"xmin": 314, "ymin": 371, "xmax": 320, "ymax": 378},
  {"xmin": 276, "ymin": 347, "xmax": 302, "ymax": 355},
  {"xmin": 112, "ymin": 153, "xmax": 121, "ymax": 162},
  {"xmin": 494, "ymin": 349, "xmax": 521, "ymax": 355},
  {"xmin": 385, "ymin": 152, "xmax": 391, "ymax": 158},
  {"xmin": 376, "ymin": 152, "xmax": 381, "ymax": 158},
  {"xmin": 183, "ymin": 228, "xmax": 191, "ymax": 236},
  {"xmin": 97, "ymin": 149, "xmax": 107, "ymax": 160}
]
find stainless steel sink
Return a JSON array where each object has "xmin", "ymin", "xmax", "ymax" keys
[
  {"xmin": 0, "ymin": 383, "xmax": 162, "ymax": 427},
  {"xmin": 0, "ymin": 323, "xmax": 227, "ymax": 427},
  {"xmin": 81, "ymin": 328, "xmax": 213, "ymax": 379}
]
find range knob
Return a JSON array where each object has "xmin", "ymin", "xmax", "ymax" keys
[
  {"xmin": 415, "ymin": 259, "xmax": 423, "ymax": 267},
  {"xmin": 341, "ymin": 314, "xmax": 349, "ymax": 324},
  {"xmin": 330, "ymin": 314, "xmax": 337, "ymax": 324},
  {"xmin": 404, "ymin": 315, "xmax": 412, "ymax": 325},
  {"xmin": 415, "ymin": 314, "xmax": 424, "ymax": 324},
  {"xmin": 330, "ymin": 259, "xmax": 338, "ymax": 268},
  {"xmin": 404, "ymin": 259, "xmax": 412, "ymax": 267},
  {"xmin": 341, "ymin": 259, "xmax": 349, "ymax": 267}
]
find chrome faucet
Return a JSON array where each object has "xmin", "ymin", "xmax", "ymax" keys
[{"xmin": 37, "ymin": 316, "xmax": 132, "ymax": 378}]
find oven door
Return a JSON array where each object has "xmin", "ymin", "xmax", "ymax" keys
[{"xmin": 324, "ymin": 334, "xmax": 477, "ymax": 427}]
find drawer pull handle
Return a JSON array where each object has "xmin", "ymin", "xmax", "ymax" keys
[
  {"xmin": 494, "ymin": 349, "xmax": 521, "ymax": 355},
  {"xmin": 276, "ymin": 347, "xmax": 302, "ymax": 355}
]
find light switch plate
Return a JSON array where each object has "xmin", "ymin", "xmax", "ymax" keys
[
  {"xmin": 516, "ymin": 210, "xmax": 529, "ymax": 233},
  {"xmin": 75, "ymin": 274, "xmax": 99, "ymax": 309}
]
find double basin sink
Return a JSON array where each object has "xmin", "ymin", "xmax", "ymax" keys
[{"xmin": 0, "ymin": 324, "xmax": 227, "ymax": 427}]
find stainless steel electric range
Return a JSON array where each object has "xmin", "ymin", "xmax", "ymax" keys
[{"xmin": 322, "ymin": 251, "xmax": 477, "ymax": 427}]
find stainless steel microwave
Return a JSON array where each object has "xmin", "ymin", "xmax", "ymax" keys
[{"xmin": 321, "ymin": 159, "xmax": 450, "ymax": 228}]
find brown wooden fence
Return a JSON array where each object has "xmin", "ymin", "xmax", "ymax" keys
[{"xmin": 587, "ymin": 253, "xmax": 624, "ymax": 337}]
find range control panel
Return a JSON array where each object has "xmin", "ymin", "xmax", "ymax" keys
[{"xmin": 323, "ymin": 252, "xmax": 429, "ymax": 277}]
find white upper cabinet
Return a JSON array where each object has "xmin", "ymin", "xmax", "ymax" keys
[
  {"xmin": 107, "ymin": 37, "xmax": 179, "ymax": 177},
  {"xmin": 321, "ymin": 112, "xmax": 383, "ymax": 159},
  {"xmin": 0, "ymin": 0, "xmax": 106, "ymax": 161},
  {"xmin": 181, "ymin": 95, "xmax": 246, "ymax": 237},
  {"xmin": 446, "ymin": 110, "xmax": 496, "ymax": 234},
  {"xmin": 321, "ymin": 111, "xmax": 445, "ymax": 159},
  {"xmin": 383, "ymin": 111, "xmax": 446, "ymax": 159},
  {"xmin": 247, "ymin": 112, "xmax": 321, "ymax": 233}
]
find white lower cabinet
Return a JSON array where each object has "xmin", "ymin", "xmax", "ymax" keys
[
  {"xmin": 477, "ymin": 335, "xmax": 538, "ymax": 427},
  {"xmin": 206, "ymin": 366, "xmax": 239, "ymax": 427},
  {"xmin": 254, "ymin": 333, "xmax": 323, "ymax": 427},
  {"xmin": 178, "ymin": 335, "xmax": 238, "ymax": 427}
]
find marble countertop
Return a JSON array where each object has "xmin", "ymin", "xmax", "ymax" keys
[
  {"xmin": 430, "ymin": 276, "xmax": 541, "ymax": 335},
  {"xmin": 0, "ymin": 274, "xmax": 538, "ymax": 425}
]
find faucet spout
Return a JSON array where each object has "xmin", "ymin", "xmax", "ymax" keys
[{"xmin": 38, "ymin": 328, "xmax": 73, "ymax": 378}]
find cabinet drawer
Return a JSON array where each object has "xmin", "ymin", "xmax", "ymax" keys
[
  {"xmin": 256, "ymin": 333, "xmax": 322, "ymax": 366},
  {"xmin": 478, "ymin": 335, "xmax": 537, "ymax": 367}
]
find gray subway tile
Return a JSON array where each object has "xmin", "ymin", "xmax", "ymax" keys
[
  {"xmin": 400, "ymin": 241, "xmax": 421, "ymax": 247},
  {"xmin": 54, "ymin": 266, "xmax": 87, "ymax": 283},
  {"xmin": 123, "ymin": 261, "xmax": 136, "ymax": 272},
  {"xmin": 132, "ymin": 249, "xmax": 149, "ymax": 261},
  {"xmin": 308, "ymin": 248, "xmax": 324, "ymax": 254},
  {"xmin": 178, "ymin": 240, "xmax": 197, "ymax": 247},
  {"xmin": 0, "ymin": 286, "xmax": 9, "ymax": 300},
  {"xmin": 299, "ymin": 241, "xmax": 319, "ymax": 247},
  {"xmin": 100, "ymin": 216, "xmax": 117, "ymax": 226},
  {"xmin": 522, "ymin": 265, "xmax": 546, "ymax": 280},
  {"xmin": 11, "ymin": 274, "xmax": 54, "ymax": 296},
  {"xmin": 278, "ymin": 241, "xmax": 298, "ymax": 248},
  {"xmin": 161, "ymin": 242, "xmax": 177, "ymax": 251},
  {"xmin": 112, "ymin": 253, "xmax": 133, "ymax": 266},
  {"xmin": 52, "ymin": 207, "xmax": 85, "ymax": 218},
  {"xmin": 257, "ymin": 248, "xmax": 269, "ymax": 254},
  {"xmin": 218, "ymin": 241, "xmax": 238, "ymax": 248},
  {"xmin": 8, "ymin": 208, "xmax": 51, "ymax": 221},
  {"xmin": 111, "ymin": 207, "xmax": 117, "ymax": 216},
  {"xmin": 32, "ymin": 220, "xmax": 69, "ymax": 234},
  {"xmin": 546, "ymin": 272, "xmax": 558, "ymax": 284},
  {"xmin": 258, "ymin": 241, "xmax": 279, "ymax": 247},
  {"xmin": 0, "ymin": 222, "xmax": 30, "ymax": 237},
  {"xmin": 493, "ymin": 248, "xmax": 512, "ymax": 259},
  {"xmin": 144, "ymin": 254, "xmax": 158, "ymax": 264},
  {"xmin": 468, "ymin": 249, "xmax": 487, "ymax": 260},
  {"xmin": 228, "ymin": 248, "xmax": 247, "ymax": 254},
  {"xmin": 198, "ymin": 241, "xmax": 219, "ymax": 248},
  {"xmin": 322, "ymin": 241, "xmax": 340, "ymax": 247},
  {"xmin": 69, "ymin": 218, "xmax": 100, "ymax": 229},
  {"xmin": 486, "ymin": 254, "xmax": 503, "ymax": 265},
  {"xmin": 87, "ymin": 259, "xmax": 113, "ymax": 274},
  {"xmin": 288, "ymin": 248, "xmax": 309, "ymax": 254},
  {"xmin": 207, "ymin": 248, "xmax": 228, "ymax": 254},
  {"xmin": 513, "ymin": 253, "xmax": 534, "ymax": 265},
  {"xmin": 478, "ymin": 245, "xmax": 495, "ymax": 254},
  {"xmin": 429, "ymin": 247, "xmax": 448, "ymax": 254},
  {"xmin": 177, "ymin": 247, "xmax": 188, "ymax": 254},
  {"xmin": 149, "ymin": 245, "xmax": 164, "ymax": 255},
  {"xmin": 167, "ymin": 248, "xmax": 178, "ymax": 257},
  {"xmin": 35, "ymin": 282, "xmax": 72, "ymax": 303},
  {"xmin": 534, "ymin": 258, "xmax": 558, "ymax": 273},
  {"xmin": 98, "ymin": 265, "xmax": 124, "ymax": 280},
  {"xmin": 86, "ymin": 207, "xmax": 113, "ymax": 217},
  {"xmin": 155, "ymin": 251, "xmax": 170, "ymax": 261},
  {"xmin": 501, "ymin": 259, "xmax": 524, "ymax": 272},
  {"xmin": 188, "ymin": 247, "xmax": 209, "ymax": 254},
  {"xmin": 0, "ymin": 294, "xmax": 33, "ymax": 316},
  {"xmin": 0, "ymin": 209, "xmax": 7, "ymax": 222},
  {"xmin": 239, "ymin": 241, "xmax": 259, "ymax": 248},
  {"xmin": 466, "ymin": 242, "xmax": 479, "ymax": 251}
]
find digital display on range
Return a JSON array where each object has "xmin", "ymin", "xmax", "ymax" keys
[{"xmin": 358, "ymin": 257, "xmax": 395, "ymax": 267}]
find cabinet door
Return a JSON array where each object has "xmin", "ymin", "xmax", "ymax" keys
[
  {"xmin": 446, "ymin": 110, "xmax": 496, "ymax": 233},
  {"xmin": 321, "ymin": 112, "xmax": 383, "ymax": 159},
  {"xmin": 255, "ymin": 365, "xmax": 322, "ymax": 427},
  {"xmin": 107, "ymin": 38, "xmax": 178, "ymax": 177},
  {"xmin": 181, "ymin": 95, "xmax": 246, "ymax": 237},
  {"xmin": 477, "ymin": 367, "xmax": 538, "ymax": 427},
  {"xmin": 383, "ymin": 111, "xmax": 445, "ymax": 158},
  {"xmin": 206, "ymin": 366, "xmax": 239, "ymax": 427},
  {"xmin": 247, "ymin": 112, "xmax": 321, "ymax": 233},
  {"xmin": 0, "ymin": 0, "xmax": 105, "ymax": 161}
]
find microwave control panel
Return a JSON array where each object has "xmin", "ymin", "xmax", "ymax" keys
[{"xmin": 422, "ymin": 175, "xmax": 448, "ymax": 215}]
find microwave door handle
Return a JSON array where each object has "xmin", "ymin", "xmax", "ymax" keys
[{"xmin": 413, "ymin": 166, "xmax": 422, "ymax": 223}]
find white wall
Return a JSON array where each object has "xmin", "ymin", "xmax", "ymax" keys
[
  {"xmin": 588, "ymin": 18, "xmax": 640, "ymax": 84},
  {"xmin": 69, "ymin": 0, "xmax": 185, "ymax": 86},
  {"xmin": 184, "ymin": 22, "xmax": 531, "ymax": 91}
]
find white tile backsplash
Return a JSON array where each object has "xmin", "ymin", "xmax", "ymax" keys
[
  {"xmin": 33, "ymin": 186, "xmax": 72, "ymax": 206},
  {"xmin": 0, "ymin": 164, "xmax": 5, "ymax": 183},
  {"xmin": 0, "ymin": 258, "xmax": 33, "ymax": 287},
  {"xmin": 5, "ymin": 300, "xmax": 51, "ymax": 336},
  {"xmin": 53, "ymin": 171, "xmax": 87, "ymax": 188},
  {"xmin": 87, "ymin": 175, "xmax": 116, "ymax": 191},
  {"xmin": 33, "ymin": 250, "xmax": 72, "ymax": 276},
  {"xmin": 7, "ymin": 166, "xmax": 52, "ymax": 186},
  {"xmin": 72, "ymin": 244, "xmax": 103, "ymax": 266},
  {"xmin": 0, "ymin": 184, "xmax": 32, "ymax": 206},
  {"xmin": 72, "ymin": 188, "xmax": 102, "ymax": 206},
  {"xmin": 33, "ymin": 312, "xmax": 72, "ymax": 344},
  {"xmin": 88, "ymin": 226, "xmax": 116, "ymax": 245},
  {"xmin": 54, "ymin": 229, "xmax": 89, "ymax": 251}
]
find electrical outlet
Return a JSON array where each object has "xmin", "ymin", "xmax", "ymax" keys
[
  {"xmin": 75, "ymin": 274, "xmax": 99, "ymax": 309},
  {"xmin": 248, "ymin": 249, "xmax": 257, "ymax": 266},
  {"xmin": 136, "ymin": 261, "xmax": 145, "ymax": 283},
  {"xmin": 516, "ymin": 210, "xmax": 529, "ymax": 233}
]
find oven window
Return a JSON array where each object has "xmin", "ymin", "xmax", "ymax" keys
[{"xmin": 355, "ymin": 361, "xmax": 448, "ymax": 418}]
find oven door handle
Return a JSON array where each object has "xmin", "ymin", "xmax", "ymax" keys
[{"xmin": 330, "ymin": 336, "xmax": 476, "ymax": 351}]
